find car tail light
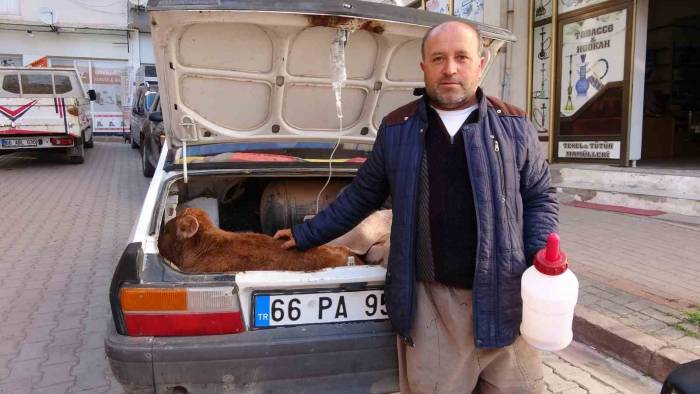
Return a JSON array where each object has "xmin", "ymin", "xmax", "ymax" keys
[
  {"xmin": 50, "ymin": 137, "xmax": 73, "ymax": 146},
  {"xmin": 120, "ymin": 286, "xmax": 244, "ymax": 336}
]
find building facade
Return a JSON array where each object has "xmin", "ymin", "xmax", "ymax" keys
[{"xmin": 0, "ymin": 0, "xmax": 154, "ymax": 135}]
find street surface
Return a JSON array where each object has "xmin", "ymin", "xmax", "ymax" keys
[{"xmin": 0, "ymin": 142, "xmax": 661, "ymax": 393}]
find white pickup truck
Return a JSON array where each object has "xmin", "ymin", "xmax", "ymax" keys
[{"xmin": 0, "ymin": 67, "xmax": 95, "ymax": 163}]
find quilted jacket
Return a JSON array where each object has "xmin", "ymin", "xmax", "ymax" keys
[{"xmin": 293, "ymin": 88, "xmax": 559, "ymax": 348}]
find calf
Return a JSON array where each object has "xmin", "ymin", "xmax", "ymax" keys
[{"xmin": 158, "ymin": 207, "xmax": 363, "ymax": 273}]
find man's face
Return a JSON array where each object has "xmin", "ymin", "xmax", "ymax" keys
[{"xmin": 420, "ymin": 23, "xmax": 485, "ymax": 110}]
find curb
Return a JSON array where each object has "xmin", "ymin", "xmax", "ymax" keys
[{"xmin": 573, "ymin": 304, "xmax": 697, "ymax": 382}]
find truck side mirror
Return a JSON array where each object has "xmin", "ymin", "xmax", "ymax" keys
[
  {"xmin": 149, "ymin": 111, "xmax": 163, "ymax": 123},
  {"xmin": 88, "ymin": 89, "xmax": 97, "ymax": 101}
]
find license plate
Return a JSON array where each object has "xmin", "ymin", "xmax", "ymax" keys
[
  {"xmin": 252, "ymin": 288, "xmax": 387, "ymax": 329},
  {"xmin": 1, "ymin": 138, "xmax": 38, "ymax": 148}
]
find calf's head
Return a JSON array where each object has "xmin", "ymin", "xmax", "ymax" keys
[{"xmin": 157, "ymin": 207, "xmax": 215, "ymax": 267}]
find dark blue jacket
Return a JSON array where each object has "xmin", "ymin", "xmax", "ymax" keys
[{"xmin": 293, "ymin": 88, "xmax": 558, "ymax": 348}]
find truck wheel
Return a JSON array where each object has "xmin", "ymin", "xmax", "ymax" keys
[
  {"xmin": 141, "ymin": 142, "xmax": 155, "ymax": 177},
  {"xmin": 69, "ymin": 137, "xmax": 85, "ymax": 164}
]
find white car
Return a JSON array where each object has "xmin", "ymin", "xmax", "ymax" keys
[
  {"xmin": 105, "ymin": 1, "xmax": 513, "ymax": 393},
  {"xmin": 0, "ymin": 67, "xmax": 95, "ymax": 163}
]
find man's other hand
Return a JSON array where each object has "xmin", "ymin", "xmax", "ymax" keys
[{"xmin": 273, "ymin": 229, "xmax": 297, "ymax": 250}]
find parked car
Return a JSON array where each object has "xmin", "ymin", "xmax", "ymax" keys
[
  {"xmin": 129, "ymin": 83, "xmax": 158, "ymax": 149},
  {"xmin": 105, "ymin": 1, "xmax": 514, "ymax": 393},
  {"xmin": 139, "ymin": 93, "xmax": 165, "ymax": 177},
  {"xmin": 0, "ymin": 67, "xmax": 95, "ymax": 163}
]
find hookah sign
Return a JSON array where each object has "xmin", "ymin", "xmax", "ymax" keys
[
  {"xmin": 559, "ymin": 9, "xmax": 626, "ymax": 117},
  {"xmin": 531, "ymin": 23, "xmax": 553, "ymax": 132}
]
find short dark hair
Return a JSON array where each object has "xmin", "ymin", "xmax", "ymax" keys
[{"xmin": 421, "ymin": 21, "xmax": 484, "ymax": 61}]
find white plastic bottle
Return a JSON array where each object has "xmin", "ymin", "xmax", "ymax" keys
[{"xmin": 520, "ymin": 233, "xmax": 579, "ymax": 351}]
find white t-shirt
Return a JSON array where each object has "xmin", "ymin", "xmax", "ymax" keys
[{"xmin": 432, "ymin": 104, "xmax": 478, "ymax": 142}]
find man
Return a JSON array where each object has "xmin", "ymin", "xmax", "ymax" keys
[{"xmin": 275, "ymin": 21, "xmax": 558, "ymax": 393}]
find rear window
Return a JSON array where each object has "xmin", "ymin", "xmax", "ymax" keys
[
  {"xmin": 0, "ymin": 72, "xmax": 81, "ymax": 97},
  {"xmin": 21, "ymin": 74, "xmax": 54, "ymax": 94},
  {"xmin": 1, "ymin": 74, "xmax": 19, "ymax": 94},
  {"xmin": 54, "ymin": 75, "xmax": 72, "ymax": 94}
]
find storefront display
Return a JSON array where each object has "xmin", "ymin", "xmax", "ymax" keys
[
  {"xmin": 529, "ymin": 0, "xmax": 634, "ymax": 164},
  {"xmin": 559, "ymin": 9, "xmax": 625, "ymax": 120}
]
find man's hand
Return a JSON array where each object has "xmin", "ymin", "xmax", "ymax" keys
[{"xmin": 273, "ymin": 229, "xmax": 297, "ymax": 250}]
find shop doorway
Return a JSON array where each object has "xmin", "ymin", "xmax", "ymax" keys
[{"xmin": 642, "ymin": 0, "xmax": 700, "ymax": 165}]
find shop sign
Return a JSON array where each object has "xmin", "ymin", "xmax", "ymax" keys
[
  {"xmin": 558, "ymin": 141, "xmax": 620, "ymax": 159},
  {"xmin": 560, "ymin": 9, "xmax": 626, "ymax": 117},
  {"xmin": 531, "ymin": 22, "xmax": 553, "ymax": 132},
  {"xmin": 93, "ymin": 113, "xmax": 127, "ymax": 133}
]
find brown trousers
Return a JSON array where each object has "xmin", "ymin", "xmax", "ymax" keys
[{"xmin": 397, "ymin": 281, "xmax": 544, "ymax": 393}]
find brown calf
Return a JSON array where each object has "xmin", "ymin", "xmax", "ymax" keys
[{"xmin": 158, "ymin": 208, "xmax": 363, "ymax": 273}]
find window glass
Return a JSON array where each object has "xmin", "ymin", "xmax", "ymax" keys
[
  {"xmin": 20, "ymin": 74, "xmax": 54, "ymax": 94},
  {"xmin": 54, "ymin": 75, "xmax": 73, "ymax": 94},
  {"xmin": 145, "ymin": 93, "xmax": 157, "ymax": 111},
  {"xmin": 1, "ymin": 74, "xmax": 20, "ymax": 94}
]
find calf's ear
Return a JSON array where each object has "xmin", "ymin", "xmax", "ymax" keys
[{"xmin": 177, "ymin": 215, "xmax": 200, "ymax": 239}]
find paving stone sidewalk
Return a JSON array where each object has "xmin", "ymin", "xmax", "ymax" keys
[
  {"xmin": 547, "ymin": 342, "xmax": 660, "ymax": 393},
  {"xmin": 0, "ymin": 143, "xmax": 149, "ymax": 393},
  {"xmin": 560, "ymin": 204, "xmax": 700, "ymax": 382}
]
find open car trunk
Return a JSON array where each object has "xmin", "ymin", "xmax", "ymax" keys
[
  {"xmin": 155, "ymin": 172, "xmax": 391, "ymax": 330},
  {"xmin": 143, "ymin": 0, "xmax": 515, "ymax": 331}
]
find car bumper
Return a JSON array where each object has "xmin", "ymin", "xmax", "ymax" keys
[{"xmin": 105, "ymin": 319, "xmax": 399, "ymax": 394}]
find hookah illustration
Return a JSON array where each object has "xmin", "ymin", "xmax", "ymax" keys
[
  {"xmin": 535, "ymin": 0, "xmax": 551, "ymax": 17},
  {"xmin": 533, "ymin": 102, "xmax": 547, "ymax": 130},
  {"xmin": 586, "ymin": 58, "xmax": 609, "ymax": 90},
  {"xmin": 533, "ymin": 62, "xmax": 548, "ymax": 100},
  {"xmin": 537, "ymin": 27, "xmax": 552, "ymax": 60},
  {"xmin": 564, "ymin": 54, "xmax": 575, "ymax": 112},
  {"xmin": 575, "ymin": 54, "xmax": 589, "ymax": 97},
  {"xmin": 575, "ymin": 54, "xmax": 610, "ymax": 97}
]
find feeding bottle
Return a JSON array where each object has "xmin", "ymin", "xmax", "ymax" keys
[{"xmin": 520, "ymin": 233, "xmax": 579, "ymax": 351}]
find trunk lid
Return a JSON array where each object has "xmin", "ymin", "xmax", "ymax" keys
[{"xmin": 148, "ymin": 0, "xmax": 515, "ymax": 150}]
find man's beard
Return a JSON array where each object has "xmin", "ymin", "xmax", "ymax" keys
[{"xmin": 425, "ymin": 82, "xmax": 471, "ymax": 109}]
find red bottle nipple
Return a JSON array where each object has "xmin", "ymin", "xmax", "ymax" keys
[{"xmin": 534, "ymin": 233, "xmax": 568, "ymax": 276}]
